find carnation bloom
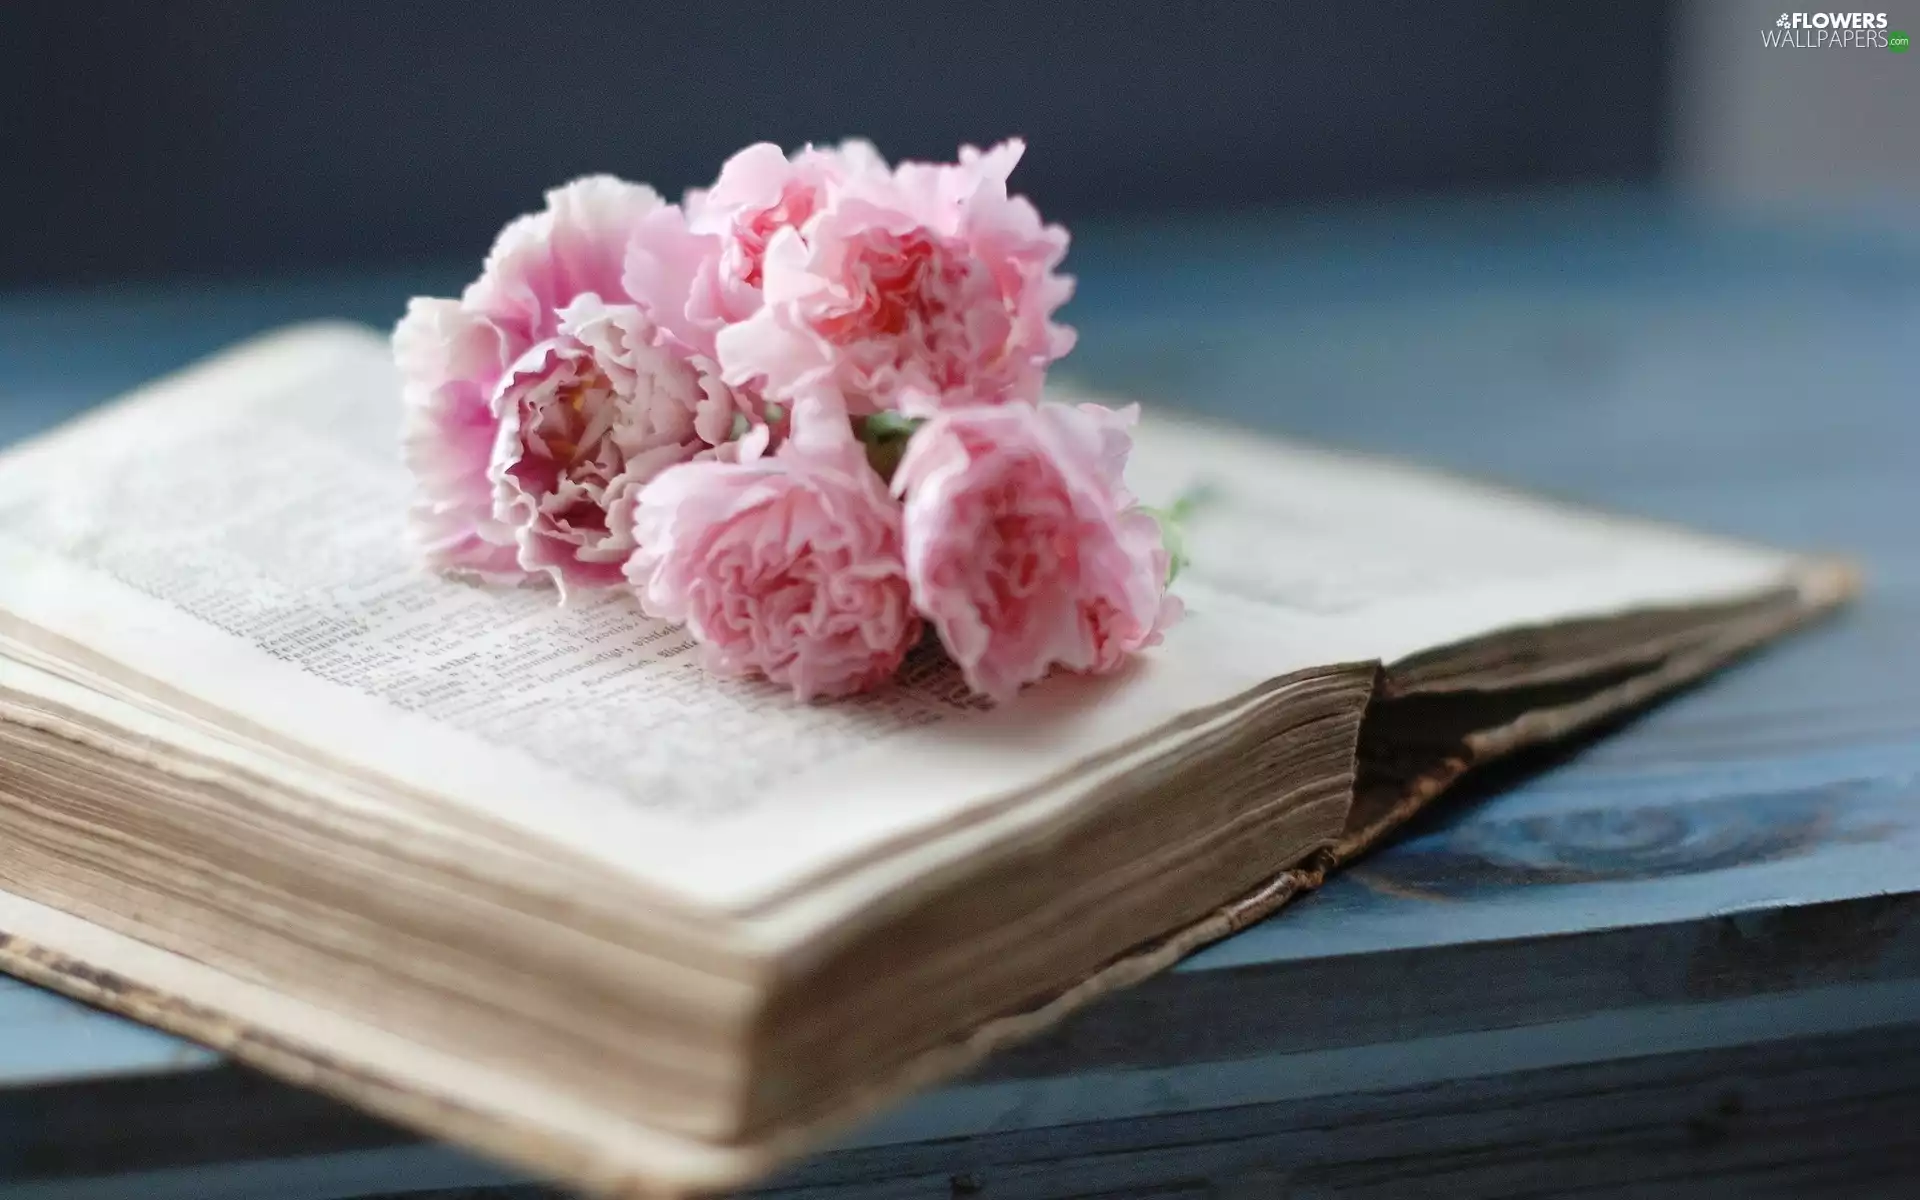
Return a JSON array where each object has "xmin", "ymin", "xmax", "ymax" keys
[
  {"xmin": 625, "ymin": 411, "xmax": 920, "ymax": 700},
  {"xmin": 893, "ymin": 401, "xmax": 1179, "ymax": 703},
  {"xmin": 490, "ymin": 296, "xmax": 710, "ymax": 591},
  {"xmin": 395, "ymin": 176, "xmax": 740, "ymax": 587},
  {"xmin": 464, "ymin": 175, "xmax": 667, "ymax": 348},
  {"xmin": 715, "ymin": 139, "xmax": 1076, "ymax": 421},
  {"xmin": 685, "ymin": 140, "xmax": 884, "ymax": 324},
  {"xmin": 394, "ymin": 295, "xmax": 525, "ymax": 581},
  {"xmin": 623, "ymin": 141, "xmax": 882, "ymax": 441}
]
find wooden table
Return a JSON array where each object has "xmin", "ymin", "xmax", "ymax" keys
[{"xmin": 2, "ymin": 194, "xmax": 1917, "ymax": 1198}]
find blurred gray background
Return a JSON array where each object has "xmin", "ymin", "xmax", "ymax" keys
[
  {"xmin": 1673, "ymin": 0, "xmax": 1920, "ymax": 221},
  {"xmin": 0, "ymin": 1, "xmax": 1911, "ymax": 281},
  {"xmin": 2, "ymin": 1, "xmax": 1677, "ymax": 285}
]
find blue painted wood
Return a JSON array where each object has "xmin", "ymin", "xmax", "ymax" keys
[
  {"xmin": 8, "ymin": 1024, "xmax": 1920, "ymax": 1199},
  {"xmin": 0, "ymin": 979, "xmax": 208, "ymax": 1085},
  {"xmin": 2, "ymin": 191, "xmax": 1917, "ymax": 1195}
]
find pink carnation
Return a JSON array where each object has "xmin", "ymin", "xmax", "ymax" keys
[
  {"xmin": 893, "ymin": 401, "xmax": 1179, "ymax": 703},
  {"xmin": 685, "ymin": 140, "xmax": 884, "ymax": 325},
  {"xmin": 396, "ymin": 176, "xmax": 741, "ymax": 588},
  {"xmin": 490, "ymin": 296, "xmax": 714, "ymax": 591},
  {"xmin": 625, "ymin": 415, "xmax": 920, "ymax": 701},
  {"xmin": 715, "ymin": 139, "xmax": 1076, "ymax": 421},
  {"xmin": 463, "ymin": 175, "xmax": 667, "ymax": 347},
  {"xmin": 394, "ymin": 295, "xmax": 524, "ymax": 581},
  {"xmin": 623, "ymin": 141, "xmax": 882, "ymax": 442}
]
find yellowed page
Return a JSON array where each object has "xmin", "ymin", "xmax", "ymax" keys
[
  {"xmin": 1111, "ymin": 400, "xmax": 1825, "ymax": 666},
  {"xmin": 0, "ymin": 326, "xmax": 1328, "ymax": 916},
  {"xmin": 0, "ymin": 888, "xmax": 772, "ymax": 1196},
  {"xmin": 0, "ymin": 325, "xmax": 1822, "ymax": 918}
]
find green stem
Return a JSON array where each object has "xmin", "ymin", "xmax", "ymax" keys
[
  {"xmin": 1144, "ymin": 482, "xmax": 1217, "ymax": 586},
  {"xmin": 857, "ymin": 413, "xmax": 926, "ymax": 484},
  {"xmin": 1164, "ymin": 481, "xmax": 1218, "ymax": 524}
]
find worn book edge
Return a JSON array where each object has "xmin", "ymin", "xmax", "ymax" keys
[{"xmin": 0, "ymin": 560, "xmax": 1856, "ymax": 1198}]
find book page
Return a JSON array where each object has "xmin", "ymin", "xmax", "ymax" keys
[
  {"xmin": 1112, "ymin": 402, "xmax": 1821, "ymax": 666},
  {"xmin": 0, "ymin": 325, "xmax": 1817, "ymax": 914},
  {"xmin": 0, "ymin": 326, "xmax": 1322, "ymax": 913}
]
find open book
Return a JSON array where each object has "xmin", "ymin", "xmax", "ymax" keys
[{"xmin": 0, "ymin": 325, "xmax": 1852, "ymax": 1196}]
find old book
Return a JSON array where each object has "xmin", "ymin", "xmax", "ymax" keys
[{"xmin": 0, "ymin": 324, "xmax": 1852, "ymax": 1196}]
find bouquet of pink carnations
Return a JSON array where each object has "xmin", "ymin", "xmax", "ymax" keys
[{"xmin": 396, "ymin": 140, "xmax": 1183, "ymax": 703}]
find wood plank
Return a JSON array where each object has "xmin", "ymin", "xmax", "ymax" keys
[
  {"xmin": 756, "ymin": 1024, "xmax": 1920, "ymax": 1199},
  {"xmin": 976, "ymin": 892, "xmax": 1920, "ymax": 1080},
  {"xmin": 11, "ymin": 1024, "xmax": 1912, "ymax": 1199}
]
